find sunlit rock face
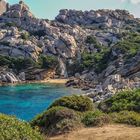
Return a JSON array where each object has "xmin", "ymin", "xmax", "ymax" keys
[
  {"xmin": 0, "ymin": 0, "xmax": 7, "ymax": 15},
  {"xmin": 5, "ymin": 0, "xmax": 34, "ymax": 19},
  {"xmin": 55, "ymin": 9, "xmax": 135, "ymax": 28},
  {"xmin": 0, "ymin": 1, "xmax": 140, "ymax": 81}
]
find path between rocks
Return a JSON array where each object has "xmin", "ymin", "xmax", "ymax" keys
[{"xmin": 49, "ymin": 124, "xmax": 140, "ymax": 140}]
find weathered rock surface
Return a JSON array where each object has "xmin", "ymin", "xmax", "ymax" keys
[
  {"xmin": 0, "ymin": 1, "xmax": 140, "ymax": 94},
  {"xmin": 56, "ymin": 9, "xmax": 135, "ymax": 28},
  {"xmin": 0, "ymin": 0, "xmax": 7, "ymax": 15},
  {"xmin": 0, "ymin": 67, "xmax": 20, "ymax": 83}
]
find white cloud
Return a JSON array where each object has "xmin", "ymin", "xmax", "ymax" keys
[{"xmin": 120, "ymin": 0, "xmax": 140, "ymax": 4}]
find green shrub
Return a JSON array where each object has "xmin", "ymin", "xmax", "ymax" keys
[
  {"xmin": 21, "ymin": 32, "xmax": 30, "ymax": 40},
  {"xmin": 5, "ymin": 22, "xmax": 17, "ymax": 27},
  {"xmin": 30, "ymin": 30, "xmax": 46, "ymax": 37},
  {"xmin": 0, "ymin": 54, "xmax": 58, "ymax": 72},
  {"xmin": 38, "ymin": 55, "xmax": 58, "ymax": 69},
  {"xmin": 49, "ymin": 95, "xmax": 94, "ymax": 112},
  {"xmin": 113, "ymin": 33, "xmax": 140, "ymax": 59},
  {"xmin": 81, "ymin": 48, "xmax": 111, "ymax": 73},
  {"xmin": 110, "ymin": 111, "xmax": 140, "ymax": 127},
  {"xmin": 82, "ymin": 110, "xmax": 110, "ymax": 127},
  {"xmin": 0, "ymin": 113, "xmax": 43, "ymax": 140},
  {"xmin": 98, "ymin": 89, "xmax": 140, "ymax": 113},
  {"xmin": 0, "ymin": 55, "xmax": 11, "ymax": 66},
  {"xmin": 85, "ymin": 36, "xmax": 104, "ymax": 49},
  {"xmin": 0, "ymin": 41, "xmax": 10, "ymax": 46},
  {"xmin": 86, "ymin": 36, "xmax": 98, "ymax": 44},
  {"xmin": 11, "ymin": 57, "xmax": 36, "ymax": 72},
  {"xmin": 31, "ymin": 106, "xmax": 82, "ymax": 135},
  {"xmin": 0, "ymin": 55, "xmax": 36, "ymax": 72},
  {"xmin": 68, "ymin": 36, "xmax": 112, "ymax": 74}
]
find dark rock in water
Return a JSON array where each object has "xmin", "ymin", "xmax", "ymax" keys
[
  {"xmin": 81, "ymin": 87, "xmax": 90, "ymax": 91},
  {"xmin": 65, "ymin": 79, "xmax": 77, "ymax": 87}
]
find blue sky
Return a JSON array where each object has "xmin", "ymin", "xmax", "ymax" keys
[{"xmin": 7, "ymin": 0, "xmax": 140, "ymax": 19}]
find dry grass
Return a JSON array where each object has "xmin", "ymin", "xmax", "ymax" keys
[{"xmin": 49, "ymin": 124, "xmax": 140, "ymax": 140}]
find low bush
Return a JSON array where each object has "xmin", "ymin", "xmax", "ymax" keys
[
  {"xmin": 98, "ymin": 89, "xmax": 140, "ymax": 113},
  {"xmin": 21, "ymin": 32, "xmax": 30, "ymax": 40},
  {"xmin": 82, "ymin": 110, "xmax": 110, "ymax": 127},
  {"xmin": 31, "ymin": 106, "xmax": 82, "ymax": 136},
  {"xmin": 38, "ymin": 55, "xmax": 58, "ymax": 69},
  {"xmin": 0, "ymin": 113, "xmax": 43, "ymax": 140},
  {"xmin": 4, "ymin": 22, "xmax": 17, "ymax": 27},
  {"xmin": 0, "ymin": 55, "xmax": 36, "ymax": 72},
  {"xmin": 113, "ymin": 33, "xmax": 140, "ymax": 59},
  {"xmin": 80, "ymin": 48, "xmax": 111, "ymax": 73},
  {"xmin": 85, "ymin": 36, "xmax": 98, "ymax": 45},
  {"xmin": 0, "ymin": 54, "xmax": 59, "ymax": 72},
  {"xmin": 110, "ymin": 111, "xmax": 140, "ymax": 127},
  {"xmin": 30, "ymin": 30, "xmax": 46, "ymax": 37},
  {"xmin": 49, "ymin": 95, "xmax": 94, "ymax": 112}
]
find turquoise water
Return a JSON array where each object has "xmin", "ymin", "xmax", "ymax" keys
[{"xmin": 0, "ymin": 83, "xmax": 81, "ymax": 121}]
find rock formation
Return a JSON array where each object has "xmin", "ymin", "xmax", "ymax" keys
[
  {"xmin": 0, "ymin": 0, "xmax": 139, "ymax": 94},
  {"xmin": 0, "ymin": 0, "xmax": 7, "ymax": 15}
]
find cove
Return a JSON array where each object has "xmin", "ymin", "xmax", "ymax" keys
[{"xmin": 0, "ymin": 83, "xmax": 82, "ymax": 121}]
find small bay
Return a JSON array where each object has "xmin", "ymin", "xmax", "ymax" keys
[{"xmin": 0, "ymin": 83, "xmax": 82, "ymax": 121}]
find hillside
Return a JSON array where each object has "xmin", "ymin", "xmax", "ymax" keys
[{"xmin": 0, "ymin": 0, "xmax": 139, "ymax": 98}]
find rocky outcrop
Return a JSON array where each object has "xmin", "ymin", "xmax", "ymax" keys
[
  {"xmin": 56, "ymin": 9, "xmax": 135, "ymax": 28},
  {"xmin": 0, "ymin": 70, "xmax": 20, "ymax": 83},
  {"xmin": 22, "ymin": 68, "xmax": 55, "ymax": 81},
  {"xmin": 4, "ymin": 0, "xmax": 34, "ymax": 19},
  {"xmin": 119, "ymin": 53, "xmax": 140, "ymax": 78},
  {"xmin": 69, "ymin": 74, "xmax": 140, "ymax": 103},
  {"xmin": 0, "ymin": 1, "xmax": 140, "ymax": 88},
  {"xmin": 0, "ymin": 0, "xmax": 7, "ymax": 15}
]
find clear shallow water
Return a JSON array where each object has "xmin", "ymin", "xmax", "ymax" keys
[{"xmin": 0, "ymin": 83, "xmax": 81, "ymax": 121}]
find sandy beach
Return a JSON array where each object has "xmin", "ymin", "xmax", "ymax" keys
[
  {"xmin": 0, "ymin": 79, "xmax": 69, "ymax": 86},
  {"xmin": 37, "ymin": 79, "xmax": 69, "ymax": 84}
]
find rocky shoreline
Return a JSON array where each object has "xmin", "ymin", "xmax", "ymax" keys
[
  {"xmin": 0, "ymin": 0, "xmax": 139, "ymax": 103},
  {"xmin": 1, "ymin": 73, "xmax": 139, "ymax": 104},
  {"xmin": 66, "ymin": 74, "xmax": 140, "ymax": 103},
  {"xmin": 0, "ymin": 78, "xmax": 69, "ymax": 86}
]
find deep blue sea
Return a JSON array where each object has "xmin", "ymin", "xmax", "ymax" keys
[{"xmin": 0, "ymin": 83, "xmax": 81, "ymax": 121}]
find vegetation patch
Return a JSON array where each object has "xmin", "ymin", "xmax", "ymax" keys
[
  {"xmin": 0, "ymin": 55, "xmax": 36, "ymax": 72},
  {"xmin": 0, "ymin": 55, "xmax": 59, "ymax": 72},
  {"xmin": 67, "ymin": 48, "xmax": 111, "ymax": 75},
  {"xmin": 0, "ymin": 113, "xmax": 43, "ymax": 140},
  {"xmin": 81, "ymin": 48, "xmax": 111, "ymax": 73},
  {"xmin": 21, "ymin": 32, "xmax": 30, "ymax": 40},
  {"xmin": 49, "ymin": 95, "xmax": 94, "ymax": 112},
  {"xmin": 82, "ymin": 110, "xmax": 110, "ymax": 127},
  {"xmin": 38, "ymin": 55, "xmax": 58, "ymax": 69},
  {"xmin": 110, "ymin": 111, "xmax": 140, "ymax": 127},
  {"xmin": 4, "ymin": 22, "xmax": 17, "ymax": 27},
  {"xmin": 31, "ymin": 106, "xmax": 82, "ymax": 136},
  {"xmin": 98, "ymin": 89, "xmax": 140, "ymax": 113},
  {"xmin": 85, "ymin": 36, "xmax": 99, "ymax": 45},
  {"xmin": 113, "ymin": 33, "xmax": 140, "ymax": 59}
]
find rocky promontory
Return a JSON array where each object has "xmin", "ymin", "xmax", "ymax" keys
[{"xmin": 0, "ymin": 0, "xmax": 139, "ymax": 101}]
